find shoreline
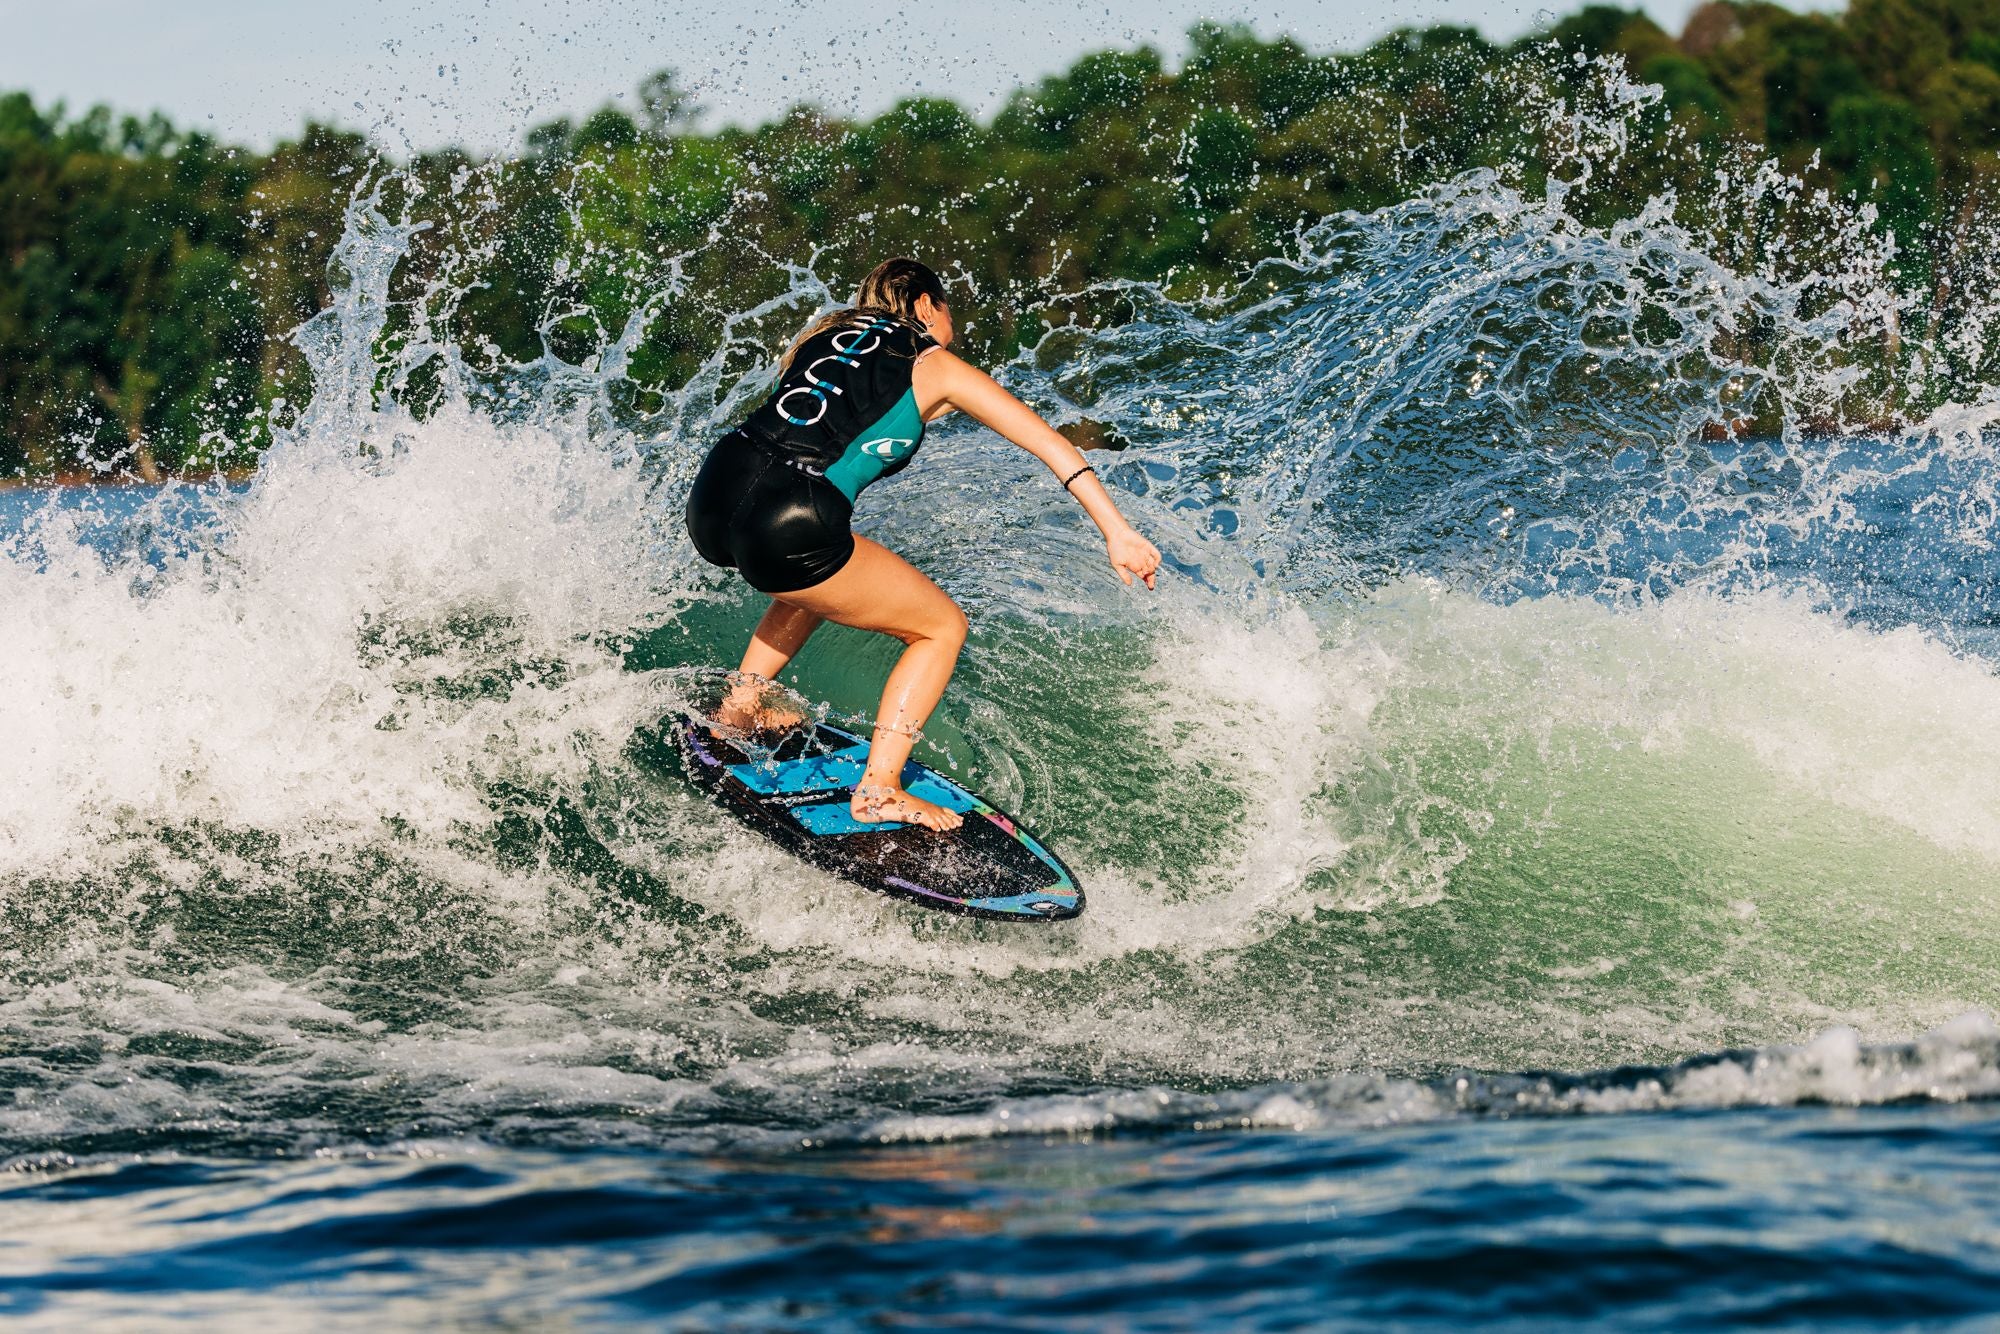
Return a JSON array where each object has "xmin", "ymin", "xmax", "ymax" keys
[{"xmin": 0, "ymin": 465, "xmax": 262, "ymax": 493}]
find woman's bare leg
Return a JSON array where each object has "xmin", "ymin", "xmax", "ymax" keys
[
  {"xmin": 741, "ymin": 600, "xmax": 824, "ymax": 677},
  {"xmin": 772, "ymin": 535, "xmax": 968, "ymax": 830},
  {"xmin": 717, "ymin": 600, "xmax": 823, "ymax": 730}
]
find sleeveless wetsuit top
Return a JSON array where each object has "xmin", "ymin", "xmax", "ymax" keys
[{"xmin": 736, "ymin": 315, "xmax": 938, "ymax": 503}]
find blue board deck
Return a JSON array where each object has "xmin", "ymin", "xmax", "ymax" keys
[{"xmin": 674, "ymin": 717, "xmax": 1084, "ymax": 922}]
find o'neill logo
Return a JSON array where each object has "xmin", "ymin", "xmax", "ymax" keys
[{"xmin": 858, "ymin": 437, "xmax": 916, "ymax": 460}]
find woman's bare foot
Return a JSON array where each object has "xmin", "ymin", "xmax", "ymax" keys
[
  {"xmin": 714, "ymin": 678, "xmax": 805, "ymax": 733},
  {"xmin": 851, "ymin": 783, "xmax": 964, "ymax": 831}
]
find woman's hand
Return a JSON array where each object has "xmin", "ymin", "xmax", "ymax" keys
[{"xmin": 1107, "ymin": 525, "xmax": 1161, "ymax": 589}]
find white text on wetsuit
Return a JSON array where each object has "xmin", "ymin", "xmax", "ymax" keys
[{"xmin": 776, "ymin": 319, "xmax": 895, "ymax": 427}]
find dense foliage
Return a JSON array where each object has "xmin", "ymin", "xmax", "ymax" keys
[{"xmin": 3, "ymin": 0, "xmax": 1998, "ymax": 479}]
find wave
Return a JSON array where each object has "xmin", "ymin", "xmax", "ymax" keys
[
  {"xmin": 866, "ymin": 1012, "xmax": 2000, "ymax": 1146},
  {"xmin": 2, "ymin": 56, "xmax": 1998, "ymax": 1162}
]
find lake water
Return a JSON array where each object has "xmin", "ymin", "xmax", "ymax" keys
[{"xmin": 5, "ymin": 58, "xmax": 2000, "ymax": 1329}]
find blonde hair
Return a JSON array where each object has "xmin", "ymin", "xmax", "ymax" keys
[{"xmin": 780, "ymin": 258, "xmax": 948, "ymax": 372}]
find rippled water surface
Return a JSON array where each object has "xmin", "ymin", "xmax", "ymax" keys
[
  {"xmin": 5, "ymin": 52, "xmax": 2000, "ymax": 1328},
  {"xmin": 8, "ymin": 1104, "xmax": 2000, "ymax": 1329}
]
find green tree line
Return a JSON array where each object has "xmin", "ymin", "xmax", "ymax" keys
[{"xmin": 3, "ymin": 0, "xmax": 1998, "ymax": 480}]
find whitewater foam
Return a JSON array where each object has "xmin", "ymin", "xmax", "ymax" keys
[{"xmin": 864, "ymin": 1012, "xmax": 2000, "ymax": 1147}]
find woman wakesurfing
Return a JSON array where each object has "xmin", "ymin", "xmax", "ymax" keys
[{"xmin": 686, "ymin": 257, "xmax": 1162, "ymax": 832}]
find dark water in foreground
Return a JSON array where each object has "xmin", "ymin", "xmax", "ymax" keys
[{"xmin": 9, "ymin": 1106, "xmax": 2000, "ymax": 1329}]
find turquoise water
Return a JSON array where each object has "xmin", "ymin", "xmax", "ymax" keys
[{"xmin": 6, "ymin": 58, "xmax": 2000, "ymax": 1328}]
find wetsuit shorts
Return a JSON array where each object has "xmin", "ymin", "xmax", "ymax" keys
[{"xmin": 685, "ymin": 430, "xmax": 856, "ymax": 594}]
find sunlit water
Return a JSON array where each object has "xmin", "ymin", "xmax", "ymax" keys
[{"xmin": 5, "ymin": 55, "xmax": 2000, "ymax": 1328}]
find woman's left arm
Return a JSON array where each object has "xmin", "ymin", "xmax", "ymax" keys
[{"xmin": 915, "ymin": 350, "xmax": 1161, "ymax": 589}]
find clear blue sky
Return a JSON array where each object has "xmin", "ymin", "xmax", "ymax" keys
[{"xmin": 0, "ymin": 0, "xmax": 1815, "ymax": 154}]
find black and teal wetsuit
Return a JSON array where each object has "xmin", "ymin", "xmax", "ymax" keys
[{"xmin": 686, "ymin": 313, "xmax": 938, "ymax": 592}]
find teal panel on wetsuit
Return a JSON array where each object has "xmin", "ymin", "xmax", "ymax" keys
[{"xmin": 821, "ymin": 388, "xmax": 927, "ymax": 503}]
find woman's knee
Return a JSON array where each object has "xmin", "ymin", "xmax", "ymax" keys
[
  {"xmin": 899, "ymin": 599, "xmax": 967, "ymax": 653},
  {"xmin": 935, "ymin": 601, "xmax": 969, "ymax": 653}
]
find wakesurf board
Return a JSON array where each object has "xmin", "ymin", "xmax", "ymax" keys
[{"xmin": 674, "ymin": 716, "xmax": 1084, "ymax": 922}]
